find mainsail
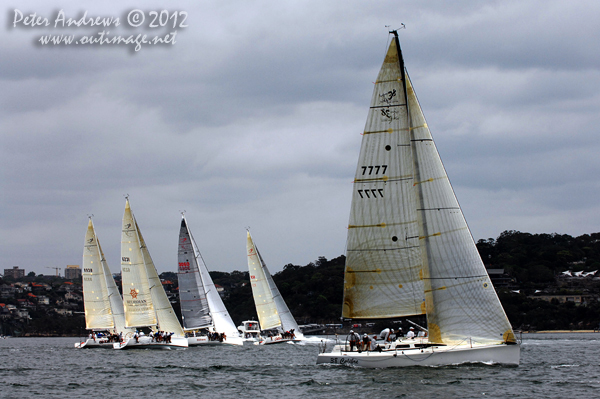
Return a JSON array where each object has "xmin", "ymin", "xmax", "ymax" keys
[
  {"xmin": 178, "ymin": 218, "xmax": 212, "ymax": 329},
  {"xmin": 178, "ymin": 217, "xmax": 240, "ymax": 338},
  {"xmin": 342, "ymin": 34, "xmax": 515, "ymax": 346},
  {"xmin": 342, "ymin": 35, "xmax": 424, "ymax": 319},
  {"xmin": 246, "ymin": 231, "xmax": 303, "ymax": 337},
  {"xmin": 120, "ymin": 199, "xmax": 184, "ymax": 336},
  {"xmin": 82, "ymin": 218, "xmax": 120, "ymax": 330}
]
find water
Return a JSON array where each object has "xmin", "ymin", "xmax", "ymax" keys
[{"xmin": 1, "ymin": 334, "xmax": 599, "ymax": 398}]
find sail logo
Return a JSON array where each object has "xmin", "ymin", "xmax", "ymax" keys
[
  {"xmin": 179, "ymin": 261, "xmax": 190, "ymax": 271},
  {"xmin": 87, "ymin": 238, "xmax": 94, "ymax": 243},
  {"xmin": 380, "ymin": 107, "xmax": 400, "ymax": 122},
  {"xmin": 378, "ymin": 89, "xmax": 397, "ymax": 105},
  {"xmin": 130, "ymin": 288, "xmax": 138, "ymax": 299}
]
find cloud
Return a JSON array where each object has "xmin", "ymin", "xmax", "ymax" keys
[{"xmin": 1, "ymin": 0, "xmax": 599, "ymax": 276}]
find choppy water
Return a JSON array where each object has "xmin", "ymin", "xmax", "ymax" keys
[{"xmin": 1, "ymin": 333, "xmax": 599, "ymax": 398}]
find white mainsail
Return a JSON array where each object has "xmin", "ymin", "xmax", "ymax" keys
[
  {"xmin": 178, "ymin": 217, "xmax": 240, "ymax": 339},
  {"xmin": 82, "ymin": 218, "xmax": 119, "ymax": 330},
  {"xmin": 120, "ymin": 199, "xmax": 184, "ymax": 336},
  {"xmin": 246, "ymin": 231, "xmax": 303, "ymax": 337},
  {"xmin": 342, "ymin": 35, "xmax": 515, "ymax": 346}
]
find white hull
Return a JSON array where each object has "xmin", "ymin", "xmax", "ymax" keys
[
  {"xmin": 317, "ymin": 343, "xmax": 519, "ymax": 368},
  {"xmin": 259, "ymin": 337, "xmax": 303, "ymax": 345},
  {"xmin": 113, "ymin": 336, "xmax": 188, "ymax": 350},
  {"xmin": 187, "ymin": 336, "xmax": 244, "ymax": 346},
  {"xmin": 74, "ymin": 338, "xmax": 114, "ymax": 349}
]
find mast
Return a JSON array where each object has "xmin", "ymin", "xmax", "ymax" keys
[
  {"xmin": 391, "ymin": 30, "xmax": 409, "ymax": 121},
  {"xmin": 391, "ymin": 30, "xmax": 437, "ymax": 339}
]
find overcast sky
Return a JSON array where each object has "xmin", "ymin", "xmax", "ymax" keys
[{"xmin": 1, "ymin": 0, "xmax": 599, "ymax": 277}]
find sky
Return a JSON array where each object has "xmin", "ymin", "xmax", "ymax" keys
[{"xmin": 1, "ymin": 0, "xmax": 599, "ymax": 277}]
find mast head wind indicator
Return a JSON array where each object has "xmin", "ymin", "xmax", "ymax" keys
[{"xmin": 388, "ymin": 23, "xmax": 406, "ymax": 35}]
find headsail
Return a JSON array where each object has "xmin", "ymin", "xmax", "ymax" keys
[
  {"xmin": 405, "ymin": 69, "xmax": 515, "ymax": 345},
  {"xmin": 260, "ymin": 250, "xmax": 304, "ymax": 338},
  {"xmin": 138, "ymin": 217, "xmax": 184, "ymax": 336}
]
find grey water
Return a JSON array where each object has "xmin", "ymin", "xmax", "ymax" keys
[{"xmin": 1, "ymin": 333, "xmax": 598, "ymax": 398}]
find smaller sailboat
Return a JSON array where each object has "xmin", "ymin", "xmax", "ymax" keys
[
  {"xmin": 76, "ymin": 218, "xmax": 134, "ymax": 348},
  {"xmin": 114, "ymin": 198, "xmax": 188, "ymax": 349},
  {"xmin": 246, "ymin": 231, "xmax": 304, "ymax": 345},
  {"xmin": 177, "ymin": 215, "xmax": 243, "ymax": 346}
]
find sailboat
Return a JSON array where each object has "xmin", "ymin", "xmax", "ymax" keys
[
  {"xmin": 75, "ymin": 218, "xmax": 134, "ymax": 348},
  {"xmin": 113, "ymin": 198, "xmax": 188, "ymax": 349},
  {"xmin": 177, "ymin": 215, "xmax": 243, "ymax": 346},
  {"xmin": 246, "ymin": 231, "xmax": 304, "ymax": 345},
  {"xmin": 316, "ymin": 31, "xmax": 519, "ymax": 367}
]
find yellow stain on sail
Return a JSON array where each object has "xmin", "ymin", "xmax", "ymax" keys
[
  {"xmin": 349, "ymin": 223, "xmax": 386, "ymax": 229},
  {"xmin": 374, "ymin": 78, "xmax": 402, "ymax": 84},
  {"xmin": 354, "ymin": 176, "xmax": 388, "ymax": 183},
  {"xmin": 384, "ymin": 40, "xmax": 398, "ymax": 63},
  {"xmin": 363, "ymin": 128, "xmax": 394, "ymax": 135},
  {"xmin": 420, "ymin": 232, "xmax": 441, "ymax": 240},
  {"xmin": 503, "ymin": 330, "xmax": 517, "ymax": 343},
  {"xmin": 346, "ymin": 268, "xmax": 382, "ymax": 274},
  {"xmin": 413, "ymin": 176, "xmax": 448, "ymax": 186},
  {"xmin": 344, "ymin": 267, "xmax": 356, "ymax": 289},
  {"xmin": 409, "ymin": 123, "xmax": 428, "ymax": 130},
  {"xmin": 424, "ymin": 286, "xmax": 447, "ymax": 293},
  {"xmin": 427, "ymin": 323, "xmax": 442, "ymax": 344}
]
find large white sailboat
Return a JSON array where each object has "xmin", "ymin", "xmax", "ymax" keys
[
  {"xmin": 113, "ymin": 198, "xmax": 188, "ymax": 349},
  {"xmin": 316, "ymin": 31, "xmax": 519, "ymax": 367},
  {"xmin": 177, "ymin": 216, "xmax": 243, "ymax": 346},
  {"xmin": 246, "ymin": 231, "xmax": 304, "ymax": 345},
  {"xmin": 75, "ymin": 218, "xmax": 134, "ymax": 348}
]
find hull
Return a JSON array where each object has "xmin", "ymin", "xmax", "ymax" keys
[
  {"xmin": 74, "ymin": 338, "xmax": 114, "ymax": 349},
  {"xmin": 113, "ymin": 336, "xmax": 188, "ymax": 350},
  {"xmin": 187, "ymin": 336, "xmax": 244, "ymax": 346},
  {"xmin": 259, "ymin": 337, "xmax": 303, "ymax": 345},
  {"xmin": 316, "ymin": 343, "xmax": 520, "ymax": 368}
]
